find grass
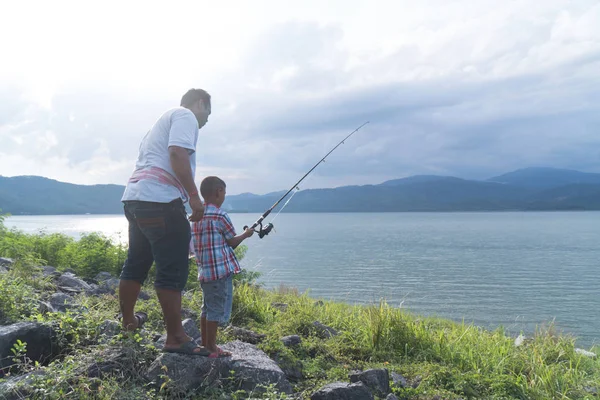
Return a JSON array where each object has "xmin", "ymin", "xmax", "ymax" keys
[{"xmin": 0, "ymin": 212, "xmax": 599, "ymax": 399}]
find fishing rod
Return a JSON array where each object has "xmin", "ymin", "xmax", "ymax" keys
[{"xmin": 244, "ymin": 121, "xmax": 370, "ymax": 238}]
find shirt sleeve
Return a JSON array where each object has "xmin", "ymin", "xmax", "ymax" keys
[
  {"xmin": 168, "ymin": 109, "xmax": 198, "ymax": 152},
  {"xmin": 219, "ymin": 213, "xmax": 237, "ymax": 240}
]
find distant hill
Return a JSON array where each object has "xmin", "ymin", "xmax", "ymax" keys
[
  {"xmin": 487, "ymin": 167, "xmax": 600, "ymax": 189},
  {"xmin": 0, "ymin": 176, "xmax": 125, "ymax": 215},
  {"xmin": 1, "ymin": 167, "xmax": 600, "ymax": 215}
]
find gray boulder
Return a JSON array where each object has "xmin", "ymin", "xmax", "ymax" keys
[
  {"xmin": 49, "ymin": 292, "xmax": 74, "ymax": 312},
  {"xmin": 97, "ymin": 320, "xmax": 121, "ymax": 343},
  {"xmin": 575, "ymin": 348, "xmax": 597, "ymax": 358},
  {"xmin": 311, "ymin": 382, "xmax": 374, "ymax": 400},
  {"xmin": 281, "ymin": 335, "xmax": 302, "ymax": 347},
  {"xmin": 95, "ymin": 271, "xmax": 113, "ymax": 282},
  {"xmin": 40, "ymin": 266, "xmax": 60, "ymax": 278},
  {"xmin": 0, "ymin": 322, "xmax": 58, "ymax": 371},
  {"xmin": 271, "ymin": 302, "xmax": 289, "ymax": 312},
  {"xmin": 57, "ymin": 272, "xmax": 92, "ymax": 293},
  {"xmin": 0, "ymin": 257, "xmax": 14, "ymax": 267},
  {"xmin": 227, "ymin": 326, "xmax": 266, "ymax": 344},
  {"xmin": 182, "ymin": 318, "xmax": 201, "ymax": 341},
  {"xmin": 349, "ymin": 369, "xmax": 390, "ymax": 397},
  {"xmin": 385, "ymin": 395, "xmax": 399, "ymax": 400},
  {"xmin": 313, "ymin": 321, "xmax": 338, "ymax": 339},
  {"xmin": 391, "ymin": 371, "xmax": 408, "ymax": 388},
  {"xmin": 147, "ymin": 341, "xmax": 292, "ymax": 394},
  {"xmin": 0, "ymin": 371, "xmax": 46, "ymax": 400}
]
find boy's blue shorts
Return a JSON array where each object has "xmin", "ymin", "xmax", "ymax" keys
[{"xmin": 200, "ymin": 274, "xmax": 233, "ymax": 325}]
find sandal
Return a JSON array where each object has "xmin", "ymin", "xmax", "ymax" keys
[
  {"xmin": 116, "ymin": 311, "xmax": 148, "ymax": 331},
  {"xmin": 208, "ymin": 346, "xmax": 232, "ymax": 359},
  {"xmin": 162, "ymin": 340, "xmax": 211, "ymax": 356}
]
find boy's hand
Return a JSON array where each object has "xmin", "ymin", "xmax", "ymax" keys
[{"xmin": 244, "ymin": 228, "xmax": 255, "ymax": 238}]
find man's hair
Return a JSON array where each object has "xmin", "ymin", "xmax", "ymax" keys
[
  {"xmin": 200, "ymin": 176, "xmax": 226, "ymax": 199},
  {"xmin": 180, "ymin": 88, "xmax": 211, "ymax": 108}
]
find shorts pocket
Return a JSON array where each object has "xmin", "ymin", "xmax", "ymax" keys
[{"xmin": 134, "ymin": 209, "xmax": 167, "ymax": 243}]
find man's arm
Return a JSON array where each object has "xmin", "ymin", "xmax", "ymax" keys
[{"xmin": 169, "ymin": 146, "xmax": 204, "ymax": 221}]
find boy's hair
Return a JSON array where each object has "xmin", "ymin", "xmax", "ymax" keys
[
  {"xmin": 200, "ymin": 176, "xmax": 226, "ymax": 199},
  {"xmin": 180, "ymin": 88, "xmax": 211, "ymax": 108}
]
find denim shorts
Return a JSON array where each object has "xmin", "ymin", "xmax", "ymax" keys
[
  {"xmin": 120, "ymin": 199, "xmax": 191, "ymax": 291},
  {"xmin": 201, "ymin": 274, "xmax": 233, "ymax": 325}
]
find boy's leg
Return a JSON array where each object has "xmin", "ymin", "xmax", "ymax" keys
[
  {"xmin": 119, "ymin": 202, "xmax": 154, "ymax": 330},
  {"xmin": 200, "ymin": 277, "xmax": 232, "ymax": 356},
  {"xmin": 220, "ymin": 274, "xmax": 234, "ymax": 327},
  {"xmin": 201, "ymin": 295, "xmax": 208, "ymax": 347}
]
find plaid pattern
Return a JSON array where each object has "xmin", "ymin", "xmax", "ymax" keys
[
  {"xmin": 128, "ymin": 166, "xmax": 189, "ymax": 202},
  {"xmin": 192, "ymin": 204, "xmax": 241, "ymax": 282}
]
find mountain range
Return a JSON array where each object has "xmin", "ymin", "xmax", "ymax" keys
[{"xmin": 1, "ymin": 167, "xmax": 599, "ymax": 215}]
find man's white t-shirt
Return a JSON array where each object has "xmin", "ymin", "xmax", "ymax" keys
[{"xmin": 121, "ymin": 107, "xmax": 199, "ymax": 203}]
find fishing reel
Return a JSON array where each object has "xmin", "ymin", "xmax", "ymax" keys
[{"xmin": 243, "ymin": 221, "xmax": 274, "ymax": 239}]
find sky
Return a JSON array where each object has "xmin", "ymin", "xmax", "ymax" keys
[{"xmin": 1, "ymin": 0, "xmax": 599, "ymax": 195}]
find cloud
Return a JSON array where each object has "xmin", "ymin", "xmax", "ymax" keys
[{"xmin": 1, "ymin": 0, "xmax": 599, "ymax": 194}]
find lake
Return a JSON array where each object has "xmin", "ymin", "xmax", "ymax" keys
[{"xmin": 5, "ymin": 211, "xmax": 600, "ymax": 348}]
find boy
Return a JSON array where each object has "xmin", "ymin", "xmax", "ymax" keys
[{"xmin": 192, "ymin": 176, "xmax": 254, "ymax": 358}]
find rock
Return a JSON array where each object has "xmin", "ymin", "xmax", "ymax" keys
[
  {"xmin": 313, "ymin": 321, "xmax": 339, "ymax": 339},
  {"xmin": 575, "ymin": 348, "xmax": 597, "ymax": 358},
  {"xmin": 0, "ymin": 371, "xmax": 46, "ymax": 400},
  {"xmin": 391, "ymin": 371, "xmax": 408, "ymax": 388},
  {"xmin": 0, "ymin": 257, "xmax": 14, "ymax": 267},
  {"xmin": 281, "ymin": 335, "xmax": 302, "ymax": 347},
  {"xmin": 385, "ymin": 395, "xmax": 399, "ymax": 400},
  {"xmin": 310, "ymin": 381, "xmax": 374, "ymax": 400},
  {"xmin": 227, "ymin": 326, "xmax": 266, "ymax": 344},
  {"xmin": 49, "ymin": 292, "xmax": 74, "ymax": 312},
  {"xmin": 349, "ymin": 368, "xmax": 390, "ymax": 397},
  {"xmin": 271, "ymin": 302, "xmax": 289, "ymax": 312},
  {"xmin": 0, "ymin": 322, "xmax": 58, "ymax": 372},
  {"xmin": 221, "ymin": 341, "xmax": 293, "ymax": 394},
  {"xmin": 97, "ymin": 320, "xmax": 121, "ymax": 343},
  {"xmin": 514, "ymin": 334, "xmax": 528, "ymax": 347},
  {"xmin": 147, "ymin": 341, "xmax": 292, "ymax": 394},
  {"xmin": 82, "ymin": 346, "xmax": 137, "ymax": 379},
  {"xmin": 273, "ymin": 353, "xmax": 303, "ymax": 382},
  {"xmin": 95, "ymin": 271, "xmax": 113, "ymax": 282},
  {"xmin": 584, "ymin": 386, "xmax": 598, "ymax": 396},
  {"xmin": 0, "ymin": 266, "xmax": 8, "ymax": 274},
  {"xmin": 138, "ymin": 291, "xmax": 151, "ymax": 301},
  {"xmin": 38, "ymin": 300, "xmax": 57, "ymax": 314},
  {"xmin": 102, "ymin": 278, "xmax": 120, "ymax": 293},
  {"xmin": 182, "ymin": 318, "xmax": 201, "ymax": 341},
  {"xmin": 412, "ymin": 375, "xmax": 422, "ymax": 389},
  {"xmin": 57, "ymin": 272, "xmax": 92, "ymax": 293},
  {"xmin": 155, "ymin": 334, "xmax": 167, "ymax": 349},
  {"xmin": 40, "ymin": 266, "xmax": 60, "ymax": 278},
  {"xmin": 181, "ymin": 307, "xmax": 199, "ymax": 320}
]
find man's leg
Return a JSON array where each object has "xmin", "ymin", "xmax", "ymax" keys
[
  {"xmin": 119, "ymin": 202, "xmax": 154, "ymax": 331},
  {"xmin": 151, "ymin": 200, "xmax": 203, "ymax": 352}
]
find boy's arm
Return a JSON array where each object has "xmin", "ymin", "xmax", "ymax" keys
[
  {"xmin": 226, "ymin": 228, "xmax": 254, "ymax": 249},
  {"xmin": 220, "ymin": 213, "xmax": 254, "ymax": 249}
]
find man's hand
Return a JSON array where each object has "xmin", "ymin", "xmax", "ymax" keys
[
  {"xmin": 244, "ymin": 227, "xmax": 255, "ymax": 238},
  {"xmin": 189, "ymin": 195, "xmax": 205, "ymax": 221}
]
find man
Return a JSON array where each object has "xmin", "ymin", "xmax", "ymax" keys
[{"xmin": 119, "ymin": 88, "xmax": 210, "ymax": 355}]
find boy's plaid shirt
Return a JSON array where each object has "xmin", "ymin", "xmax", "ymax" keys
[{"xmin": 192, "ymin": 203, "xmax": 241, "ymax": 282}]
